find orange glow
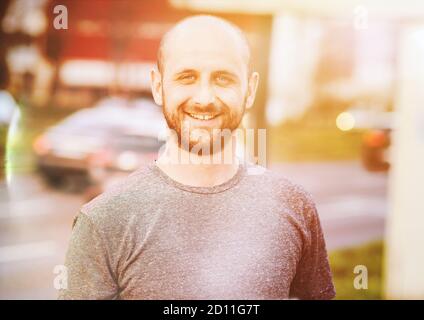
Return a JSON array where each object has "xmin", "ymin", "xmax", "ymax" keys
[
  {"xmin": 364, "ymin": 130, "xmax": 387, "ymax": 148},
  {"xmin": 33, "ymin": 136, "xmax": 50, "ymax": 155}
]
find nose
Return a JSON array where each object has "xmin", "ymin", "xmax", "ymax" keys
[{"xmin": 192, "ymin": 79, "xmax": 214, "ymax": 107}]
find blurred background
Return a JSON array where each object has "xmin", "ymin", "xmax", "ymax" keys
[{"xmin": 0, "ymin": 0, "xmax": 423, "ymax": 299}]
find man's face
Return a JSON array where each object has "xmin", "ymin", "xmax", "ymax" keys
[{"xmin": 158, "ymin": 27, "xmax": 251, "ymax": 153}]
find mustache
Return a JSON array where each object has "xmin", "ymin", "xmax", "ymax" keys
[{"xmin": 179, "ymin": 102, "xmax": 226, "ymax": 115}]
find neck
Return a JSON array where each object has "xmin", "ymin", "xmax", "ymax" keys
[{"xmin": 156, "ymin": 133, "xmax": 240, "ymax": 187}]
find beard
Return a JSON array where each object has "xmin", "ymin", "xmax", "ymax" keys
[{"xmin": 162, "ymin": 95, "xmax": 246, "ymax": 156}]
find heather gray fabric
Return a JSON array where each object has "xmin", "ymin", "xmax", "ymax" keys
[{"xmin": 58, "ymin": 162, "xmax": 335, "ymax": 300}]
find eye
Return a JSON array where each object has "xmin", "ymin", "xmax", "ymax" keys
[
  {"xmin": 215, "ymin": 75, "xmax": 233, "ymax": 86},
  {"xmin": 177, "ymin": 74, "xmax": 196, "ymax": 84}
]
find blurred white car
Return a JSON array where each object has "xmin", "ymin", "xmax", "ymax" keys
[
  {"xmin": 0, "ymin": 90, "xmax": 18, "ymax": 126},
  {"xmin": 33, "ymin": 96, "xmax": 166, "ymax": 191}
]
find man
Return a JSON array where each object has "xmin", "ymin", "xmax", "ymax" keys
[{"xmin": 59, "ymin": 15, "xmax": 335, "ymax": 300}]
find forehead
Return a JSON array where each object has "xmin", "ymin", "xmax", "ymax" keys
[{"xmin": 161, "ymin": 23, "xmax": 249, "ymax": 76}]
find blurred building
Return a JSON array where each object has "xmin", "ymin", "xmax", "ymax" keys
[{"xmin": 1, "ymin": 0, "xmax": 272, "ymax": 119}]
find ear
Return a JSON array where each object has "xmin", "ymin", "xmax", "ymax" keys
[
  {"xmin": 150, "ymin": 68, "xmax": 163, "ymax": 106},
  {"xmin": 245, "ymin": 71, "xmax": 259, "ymax": 109}
]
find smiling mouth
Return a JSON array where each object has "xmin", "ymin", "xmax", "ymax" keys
[{"xmin": 185, "ymin": 113, "xmax": 220, "ymax": 121}]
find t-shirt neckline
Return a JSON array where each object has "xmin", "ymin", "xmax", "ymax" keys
[{"xmin": 150, "ymin": 161, "xmax": 246, "ymax": 194}]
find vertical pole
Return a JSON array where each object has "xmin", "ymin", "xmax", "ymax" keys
[{"xmin": 385, "ymin": 24, "xmax": 424, "ymax": 299}]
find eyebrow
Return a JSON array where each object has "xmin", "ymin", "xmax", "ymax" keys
[
  {"xmin": 173, "ymin": 69, "xmax": 198, "ymax": 78},
  {"xmin": 212, "ymin": 70, "xmax": 239, "ymax": 79}
]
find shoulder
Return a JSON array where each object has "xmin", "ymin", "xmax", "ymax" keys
[
  {"xmin": 246, "ymin": 163, "xmax": 316, "ymax": 207},
  {"xmin": 79, "ymin": 164, "xmax": 158, "ymax": 226},
  {"xmin": 244, "ymin": 163, "xmax": 318, "ymax": 223}
]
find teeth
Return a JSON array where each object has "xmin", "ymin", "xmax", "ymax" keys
[{"xmin": 189, "ymin": 113, "xmax": 215, "ymax": 120}]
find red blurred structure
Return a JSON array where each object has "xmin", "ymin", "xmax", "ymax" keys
[{"xmin": 42, "ymin": 1, "xmax": 271, "ymax": 112}]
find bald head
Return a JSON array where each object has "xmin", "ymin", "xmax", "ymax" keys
[{"xmin": 157, "ymin": 15, "xmax": 252, "ymax": 75}]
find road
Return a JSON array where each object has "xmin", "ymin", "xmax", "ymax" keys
[
  {"xmin": 0, "ymin": 160, "xmax": 388, "ymax": 299},
  {"xmin": 270, "ymin": 161, "xmax": 387, "ymax": 250}
]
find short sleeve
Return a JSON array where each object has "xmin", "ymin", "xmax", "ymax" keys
[
  {"xmin": 289, "ymin": 194, "xmax": 336, "ymax": 300},
  {"xmin": 58, "ymin": 212, "xmax": 118, "ymax": 299}
]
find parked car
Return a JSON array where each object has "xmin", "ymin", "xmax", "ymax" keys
[
  {"xmin": 84, "ymin": 130, "xmax": 164, "ymax": 200},
  {"xmin": 362, "ymin": 128, "xmax": 391, "ymax": 172},
  {"xmin": 344, "ymin": 108, "xmax": 394, "ymax": 172},
  {"xmin": 33, "ymin": 97, "xmax": 166, "ymax": 191}
]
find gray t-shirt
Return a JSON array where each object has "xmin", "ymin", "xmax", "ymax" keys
[{"xmin": 59, "ymin": 163, "xmax": 335, "ymax": 300}]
